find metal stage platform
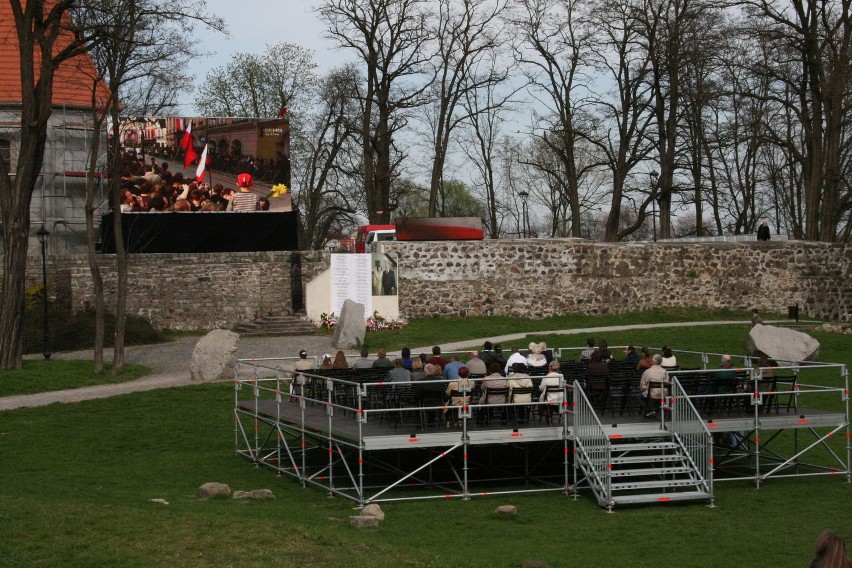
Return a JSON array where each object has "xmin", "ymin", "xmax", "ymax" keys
[{"xmin": 232, "ymin": 355, "xmax": 850, "ymax": 508}]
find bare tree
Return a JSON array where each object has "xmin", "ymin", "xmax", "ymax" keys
[
  {"xmin": 292, "ymin": 65, "xmax": 362, "ymax": 249},
  {"xmin": 588, "ymin": 0, "xmax": 655, "ymax": 241},
  {"xmin": 76, "ymin": 0, "xmax": 221, "ymax": 372},
  {"xmin": 511, "ymin": 0, "xmax": 595, "ymax": 237},
  {"xmin": 422, "ymin": 0, "xmax": 510, "ymax": 217},
  {"xmin": 635, "ymin": 0, "xmax": 719, "ymax": 239},
  {"xmin": 320, "ymin": 0, "xmax": 434, "ymax": 224},
  {"xmin": 0, "ymin": 1, "xmax": 102, "ymax": 369},
  {"xmin": 743, "ymin": 0, "xmax": 852, "ymax": 241},
  {"xmin": 195, "ymin": 42, "xmax": 317, "ymax": 118}
]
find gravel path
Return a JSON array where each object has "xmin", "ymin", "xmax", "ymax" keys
[{"xmin": 1, "ymin": 320, "xmax": 763, "ymax": 411}]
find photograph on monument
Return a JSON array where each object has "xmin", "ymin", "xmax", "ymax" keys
[{"xmin": 372, "ymin": 252, "xmax": 398, "ymax": 296}]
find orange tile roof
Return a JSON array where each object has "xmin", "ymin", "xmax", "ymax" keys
[{"xmin": 0, "ymin": 1, "xmax": 110, "ymax": 109}]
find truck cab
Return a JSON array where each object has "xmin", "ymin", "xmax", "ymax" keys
[{"xmin": 354, "ymin": 224, "xmax": 396, "ymax": 253}]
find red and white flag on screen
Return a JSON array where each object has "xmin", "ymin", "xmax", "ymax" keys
[
  {"xmin": 181, "ymin": 120, "xmax": 197, "ymax": 168},
  {"xmin": 195, "ymin": 143, "xmax": 209, "ymax": 182}
]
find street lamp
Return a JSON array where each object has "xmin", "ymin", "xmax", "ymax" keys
[
  {"xmin": 36, "ymin": 225, "xmax": 51, "ymax": 360},
  {"xmin": 518, "ymin": 190, "xmax": 529, "ymax": 238},
  {"xmin": 649, "ymin": 171, "xmax": 658, "ymax": 243}
]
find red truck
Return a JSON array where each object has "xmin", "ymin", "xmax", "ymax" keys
[{"xmin": 354, "ymin": 217, "xmax": 485, "ymax": 253}]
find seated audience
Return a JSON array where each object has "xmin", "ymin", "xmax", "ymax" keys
[
  {"xmin": 442, "ymin": 354, "xmax": 466, "ymax": 380},
  {"xmin": 507, "ymin": 363, "xmax": 534, "ymax": 403},
  {"xmin": 332, "ymin": 351, "xmax": 349, "ymax": 369},
  {"xmin": 465, "ymin": 351, "xmax": 487, "ymax": 375},
  {"xmin": 636, "ymin": 347, "xmax": 653, "ymax": 370},
  {"xmin": 387, "ymin": 358, "xmax": 411, "ymax": 383},
  {"xmin": 660, "ymin": 345, "xmax": 678, "ymax": 368},
  {"xmin": 372, "ymin": 348, "xmax": 393, "ymax": 368},
  {"xmin": 352, "ymin": 349, "xmax": 373, "ymax": 369},
  {"xmin": 504, "ymin": 347, "xmax": 527, "ymax": 374},
  {"xmin": 598, "ymin": 339, "xmax": 612, "ymax": 362},
  {"xmin": 538, "ymin": 361, "xmax": 565, "ymax": 403},
  {"xmin": 638, "ymin": 354, "xmax": 666, "ymax": 417},
  {"xmin": 427, "ymin": 345, "xmax": 449, "ymax": 368},
  {"xmin": 579, "ymin": 338, "xmax": 595, "ymax": 362},
  {"xmin": 623, "ymin": 345, "xmax": 640, "ymax": 366},
  {"xmin": 526, "ymin": 341, "xmax": 548, "ymax": 369}
]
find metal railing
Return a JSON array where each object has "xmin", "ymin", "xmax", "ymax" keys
[
  {"xmin": 669, "ymin": 377, "xmax": 714, "ymax": 500},
  {"xmin": 572, "ymin": 381, "xmax": 611, "ymax": 508}
]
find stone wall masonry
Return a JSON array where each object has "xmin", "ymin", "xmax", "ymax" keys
[
  {"xmin": 16, "ymin": 239, "xmax": 850, "ymax": 331},
  {"xmin": 379, "ymin": 240, "xmax": 852, "ymax": 322},
  {"xmin": 25, "ymin": 252, "xmax": 297, "ymax": 331}
]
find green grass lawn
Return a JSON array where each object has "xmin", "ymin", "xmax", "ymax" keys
[
  {"xmin": 1, "ymin": 319, "xmax": 849, "ymax": 567},
  {"xmin": 0, "ymin": 360, "xmax": 150, "ymax": 397}
]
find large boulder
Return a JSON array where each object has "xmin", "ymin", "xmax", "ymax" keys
[
  {"xmin": 746, "ymin": 324, "xmax": 820, "ymax": 362},
  {"xmin": 332, "ymin": 299, "xmax": 366, "ymax": 350},
  {"xmin": 360, "ymin": 503, "xmax": 385, "ymax": 521},
  {"xmin": 191, "ymin": 329, "xmax": 239, "ymax": 382}
]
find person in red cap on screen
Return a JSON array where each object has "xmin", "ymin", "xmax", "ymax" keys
[{"xmin": 227, "ymin": 173, "xmax": 260, "ymax": 211}]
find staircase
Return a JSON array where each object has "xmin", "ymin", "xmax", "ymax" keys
[
  {"xmin": 603, "ymin": 435, "xmax": 712, "ymax": 506},
  {"xmin": 232, "ymin": 313, "xmax": 317, "ymax": 336},
  {"xmin": 572, "ymin": 380, "xmax": 714, "ymax": 511}
]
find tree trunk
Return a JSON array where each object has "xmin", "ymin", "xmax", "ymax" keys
[
  {"xmin": 85, "ymin": 113, "xmax": 106, "ymax": 373},
  {"xmin": 109, "ymin": 106, "xmax": 127, "ymax": 374}
]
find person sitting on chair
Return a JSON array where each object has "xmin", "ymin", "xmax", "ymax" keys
[{"xmin": 638, "ymin": 354, "xmax": 666, "ymax": 418}]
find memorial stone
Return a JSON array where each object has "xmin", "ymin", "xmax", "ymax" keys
[{"xmin": 333, "ymin": 299, "xmax": 365, "ymax": 350}]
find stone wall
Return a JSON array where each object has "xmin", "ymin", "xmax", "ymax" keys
[
  {"xmin": 379, "ymin": 239, "xmax": 852, "ymax": 322},
  {"xmin": 20, "ymin": 240, "xmax": 851, "ymax": 330},
  {"xmin": 26, "ymin": 252, "xmax": 299, "ymax": 331}
]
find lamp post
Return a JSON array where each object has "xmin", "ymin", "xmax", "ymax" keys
[
  {"xmin": 518, "ymin": 190, "xmax": 529, "ymax": 238},
  {"xmin": 36, "ymin": 225, "xmax": 51, "ymax": 360},
  {"xmin": 650, "ymin": 171, "xmax": 658, "ymax": 243}
]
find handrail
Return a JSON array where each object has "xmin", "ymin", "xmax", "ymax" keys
[
  {"xmin": 572, "ymin": 381, "xmax": 611, "ymax": 508},
  {"xmin": 669, "ymin": 377, "xmax": 713, "ymax": 498}
]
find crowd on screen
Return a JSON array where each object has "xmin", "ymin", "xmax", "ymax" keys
[
  {"xmin": 114, "ymin": 151, "xmax": 270, "ymax": 213},
  {"xmin": 145, "ymin": 143, "xmax": 289, "ymax": 185}
]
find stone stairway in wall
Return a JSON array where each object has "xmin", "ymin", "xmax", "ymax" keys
[{"xmin": 232, "ymin": 313, "xmax": 317, "ymax": 336}]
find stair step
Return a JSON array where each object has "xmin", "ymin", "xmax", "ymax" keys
[
  {"xmin": 611, "ymin": 478, "xmax": 702, "ymax": 491},
  {"xmin": 611, "ymin": 454, "xmax": 686, "ymax": 465},
  {"xmin": 612, "ymin": 442, "xmax": 679, "ymax": 452},
  {"xmin": 611, "ymin": 491, "xmax": 712, "ymax": 505},
  {"xmin": 610, "ymin": 466, "xmax": 693, "ymax": 478}
]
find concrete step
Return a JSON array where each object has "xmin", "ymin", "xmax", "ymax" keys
[{"xmin": 233, "ymin": 314, "xmax": 317, "ymax": 336}]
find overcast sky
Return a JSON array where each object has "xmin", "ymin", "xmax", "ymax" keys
[{"xmin": 178, "ymin": 0, "xmax": 340, "ymax": 114}]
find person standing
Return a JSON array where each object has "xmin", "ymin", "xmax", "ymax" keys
[
  {"xmin": 228, "ymin": 173, "xmax": 259, "ymax": 211},
  {"xmin": 757, "ymin": 220, "xmax": 771, "ymax": 241}
]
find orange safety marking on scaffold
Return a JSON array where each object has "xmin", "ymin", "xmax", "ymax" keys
[
  {"xmin": 827, "ymin": 432, "xmax": 834, "ymax": 437},
  {"xmin": 357, "ymin": 409, "xmax": 363, "ymax": 414},
  {"xmin": 463, "ymin": 454, "xmax": 468, "ymax": 460},
  {"xmin": 709, "ymin": 458, "xmax": 714, "ymax": 465},
  {"xmin": 607, "ymin": 464, "xmax": 612, "ymax": 469},
  {"xmin": 755, "ymin": 438, "xmax": 760, "ymax": 444},
  {"xmin": 408, "ymin": 437, "xmax": 421, "ymax": 443},
  {"xmin": 481, "ymin": 492, "xmax": 488, "ymax": 497},
  {"xmin": 328, "ymin": 448, "xmax": 334, "ymax": 454},
  {"xmin": 358, "ymin": 459, "xmax": 364, "ymax": 464},
  {"xmin": 255, "ymin": 423, "xmax": 259, "ymax": 430},
  {"xmin": 445, "ymin": 494, "xmax": 452, "ymax": 499},
  {"xmin": 658, "ymin": 496, "xmax": 671, "ymax": 502},
  {"xmin": 708, "ymin": 423, "xmax": 718, "ymax": 428},
  {"xmin": 798, "ymin": 419, "xmax": 809, "ymax": 424},
  {"xmin": 511, "ymin": 432, "xmax": 522, "ymax": 437},
  {"xmin": 609, "ymin": 434, "xmax": 622, "ymax": 440},
  {"xmin": 441, "ymin": 452, "xmax": 446, "ymax": 457}
]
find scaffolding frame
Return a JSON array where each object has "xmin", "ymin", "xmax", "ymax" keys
[{"xmin": 233, "ymin": 352, "xmax": 850, "ymax": 505}]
